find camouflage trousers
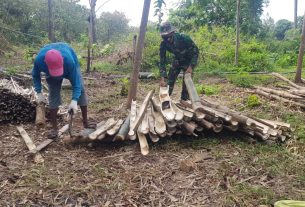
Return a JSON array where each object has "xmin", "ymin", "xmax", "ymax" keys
[{"xmin": 167, "ymin": 60, "xmax": 193, "ymax": 101}]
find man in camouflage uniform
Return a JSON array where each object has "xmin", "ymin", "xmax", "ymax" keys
[{"xmin": 159, "ymin": 22, "xmax": 199, "ymax": 101}]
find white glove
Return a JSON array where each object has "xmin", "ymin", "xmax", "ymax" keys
[
  {"xmin": 36, "ymin": 93, "xmax": 46, "ymax": 104},
  {"xmin": 68, "ymin": 100, "xmax": 78, "ymax": 114}
]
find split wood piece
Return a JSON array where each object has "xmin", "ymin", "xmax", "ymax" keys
[
  {"xmin": 175, "ymin": 102, "xmax": 194, "ymax": 120},
  {"xmin": 147, "ymin": 107, "xmax": 157, "ymax": 135},
  {"xmin": 64, "ymin": 121, "xmax": 105, "ymax": 144},
  {"xmin": 289, "ymin": 89, "xmax": 305, "ymax": 97},
  {"xmin": 194, "ymin": 122, "xmax": 204, "ymax": 132},
  {"xmin": 166, "ymin": 120, "xmax": 177, "ymax": 128},
  {"xmin": 128, "ymin": 90, "xmax": 154, "ymax": 137},
  {"xmin": 271, "ymin": 72, "xmax": 305, "ymax": 90},
  {"xmin": 256, "ymin": 90, "xmax": 305, "ymax": 109},
  {"xmin": 114, "ymin": 116, "xmax": 130, "ymax": 141},
  {"xmin": 239, "ymin": 127, "xmax": 255, "ymax": 136},
  {"xmin": 16, "ymin": 126, "xmax": 44, "ymax": 163},
  {"xmin": 137, "ymin": 130, "xmax": 149, "ymax": 155},
  {"xmin": 159, "ymin": 86, "xmax": 175, "ymax": 121},
  {"xmin": 128, "ymin": 100, "xmax": 137, "ymax": 140},
  {"xmin": 212, "ymin": 123, "xmax": 223, "ymax": 133},
  {"xmin": 182, "ymin": 121, "xmax": 198, "ymax": 136},
  {"xmin": 107, "ymin": 119, "xmax": 124, "ymax": 136},
  {"xmin": 167, "ymin": 126, "xmax": 177, "ymax": 134},
  {"xmin": 179, "ymin": 99, "xmax": 205, "ymax": 119},
  {"xmin": 89, "ymin": 118, "xmax": 116, "ymax": 140},
  {"xmin": 254, "ymin": 131, "xmax": 270, "ymax": 140},
  {"xmin": 184, "ymin": 73, "xmax": 205, "ymax": 118},
  {"xmin": 139, "ymin": 112, "xmax": 149, "ymax": 134},
  {"xmin": 259, "ymin": 119, "xmax": 291, "ymax": 130},
  {"xmin": 223, "ymin": 124, "xmax": 239, "ymax": 132},
  {"xmin": 198, "ymin": 119, "xmax": 214, "ymax": 130},
  {"xmin": 159, "ymin": 132, "xmax": 167, "ymax": 137},
  {"xmin": 204, "ymin": 114, "xmax": 219, "ymax": 123},
  {"xmin": 29, "ymin": 124, "xmax": 69, "ymax": 154},
  {"xmin": 201, "ymin": 99, "xmax": 266, "ymax": 128},
  {"xmin": 35, "ymin": 103, "xmax": 46, "ymax": 126},
  {"xmin": 148, "ymin": 132, "xmax": 159, "ymax": 142},
  {"xmin": 176, "ymin": 130, "xmax": 183, "ymax": 135},
  {"xmin": 151, "ymin": 105, "xmax": 167, "ymax": 135},
  {"xmin": 255, "ymin": 86, "xmax": 304, "ymax": 100},
  {"xmin": 171, "ymin": 101, "xmax": 184, "ymax": 121},
  {"xmin": 10, "ymin": 77, "xmax": 19, "ymax": 93},
  {"xmin": 202, "ymin": 105, "xmax": 232, "ymax": 122}
]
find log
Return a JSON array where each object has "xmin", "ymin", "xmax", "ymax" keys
[
  {"xmin": 147, "ymin": 107, "xmax": 157, "ymax": 135},
  {"xmin": 113, "ymin": 116, "xmax": 130, "ymax": 141},
  {"xmin": 199, "ymin": 119, "xmax": 214, "ymax": 130},
  {"xmin": 159, "ymin": 86, "xmax": 176, "ymax": 121},
  {"xmin": 184, "ymin": 73, "xmax": 204, "ymax": 118},
  {"xmin": 139, "ymin": 113, "xmax": 149, "ymax": 134},
  {"xmin": 271, "ymin": 72, "xmax": 304, "ymax": 90},
  {"xmin": 137, "ymin": 130, "xmax": 149, "ymax": 155},
  {"xmin": 148, "ymin": 132, "xmax": 159, "ymax": 142},
  {"xmin": 128, "ymin": 100, "xmax": 137, "ymax": 140},
  {"xmin": 171, "ymin": 100, "xmax": 184, "ymax": 121},
  {"xmin": 89, "ymin": 118, "xmax": 116, "ymax": 140},
  {"xmin": 182, "ymin": 121, "xmax": 198, "ymax": 136},
  {"xmin": 35, "ymin": 103, "xmax": 46, "ymax": 126},
  {"xmin": 16, "ymin": 126, "xmax": 44, "ymax": 163},
  {"xmin": 256, "ymin": 90, "xmax": 305, "ymax": 108},
  {"xmin": 128, "ymin": 90, "xmax": 154, "ymax": 137},
  {"xmin": 107, "ymin": 119, "xmax": 124, "ymax": 136},
  {"xmin": 175, "ymin": 102, "xmax": 194, "ymax": 120},
  {"xmin": 255, "ymin": 86, "xmax": 304, "ymax": 100},
  {"xmin": 151, "ymin": 105, "xmax": 166, "ymax": 135}
]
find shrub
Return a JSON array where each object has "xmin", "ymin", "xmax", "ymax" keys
[
  {"xmin": 246, "ymin": 94, "xmax": 261, "ymax": 108},
  {"xmin": 196, "ymin": 84, "xmax": 221, "ymax": 95}
]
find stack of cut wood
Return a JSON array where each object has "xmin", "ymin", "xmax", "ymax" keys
[
  {"xmin": 0, "ymin": 78, "xmax": 36, "ymax": 124},
  {"xmin": 254, "ymin": 73, "xmax": 305, "ymax": 109},
  {"xmin": 66, "ymin": 74, "xmax": 293, "ymax": 155}
]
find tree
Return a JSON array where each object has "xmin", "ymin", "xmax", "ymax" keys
[
  {"xmin": 294, "ymin": 0, "xmax": 298, "ymax": 29},
  {"xmin": 127, "ymin": 0, "xmax": 151, "ymax": 108},
  {"xmin": 89, "ymin": 0, "xmax": 97, "ymax": 43},
  {"xmin": 295, "ymin": 12, "xmax": 305, "ymax": 83},
  {"xmin": 274, "ymin": 19, "xmax": 293, "ymax": 40},
  {"xmin": 47, "ymin": 0, "xmax": 55, "ymax": 42},
  {"xmin": 96, "ymin": 11, "xmax": 129, "ymax": 43},
  {"xmin": 235, "ymin": 0, "xmax": 240, "ymax": 65}
]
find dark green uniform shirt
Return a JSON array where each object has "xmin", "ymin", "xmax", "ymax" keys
[{"xmin": 159, "ymin": 32, "xmax": 199, "ymax": 78}]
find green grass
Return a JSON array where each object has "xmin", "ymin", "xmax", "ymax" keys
[
  {"xmin": 196, "ymin": 83, "xmax": 221, "ymax": 95},
  {"xmin": 227, "ymin": 73, "xmax": 275, "ymax": 88}
]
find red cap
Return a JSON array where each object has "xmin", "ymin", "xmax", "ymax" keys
[{"xmin": 45, "ymin": 49, "xmax": 64, "ymax": 77}]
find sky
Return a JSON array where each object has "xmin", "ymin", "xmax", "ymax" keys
[{"xmin": 78, "ymin": 0, "xmax": 305, "ymax": 26}]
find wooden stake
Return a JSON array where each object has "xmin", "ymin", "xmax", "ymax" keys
[{"xmin": 16, "ymin": 126, "xmax": 44, "ymax": 163}]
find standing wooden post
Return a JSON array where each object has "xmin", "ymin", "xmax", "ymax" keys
[
  {"xmin": 234, "ymin": 0, "xmax": 241, "ymax": 66},
  {"xmin": 127, "ymin": 0, "xmax": 151, "ymax": 108},
  {"xmin": 295, "ymin": 12, "xmax": 305, "ymax": 83},
  {"xmin": 294, "ymin": 0, "xmax": 298, "ymax": 29},
  {"xmin": 47, "ymin": 0, "xmax": 55, "ymax": 42}
]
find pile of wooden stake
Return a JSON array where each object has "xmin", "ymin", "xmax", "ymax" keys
[
  {"xmin": 0, "ymin": 78, "xmax": 36, "ymax": 124},
  {"xmin": 254, "ymin": 73, "xmax": 305, "ymax": 109},
  {"xmin": 65, "ymin": 74, "xmax": 293, "ymax": 155}
]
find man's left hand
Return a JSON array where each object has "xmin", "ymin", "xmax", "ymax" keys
[
  {"xmin": 186, "ymin": 66, "xmax": 193, "ymax": 74},
  {"xmin": 68, "ymin": 100, "xmax": 78, "ymax": 114}
]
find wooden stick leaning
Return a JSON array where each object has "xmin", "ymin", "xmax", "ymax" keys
[
  {"xmin": 16, "ymin": 126, "xmax": 44, "ymax": 163},
  {"xmin": 113, "ymin": 116, "xmax": 130, "ymax": 141},
  {"xmin": 271, "ymin": 72, "xmax": 305, "ymax": 90},
  {"xmin": 128, "ymin": 90, "xmax": 154, "ymax": 137},
  {"xmin": 88, "ymin": 118, "xmax": 116, "ymax": 140}
]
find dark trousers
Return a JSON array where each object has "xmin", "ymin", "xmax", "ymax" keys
[{"xmin": 167, "ymin": 60, "xmax": 192, "ymax": 101}]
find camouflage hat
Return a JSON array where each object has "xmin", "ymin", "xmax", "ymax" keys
[{"xmin": 160, "ymin": 22, "xmax": 176, "ymax": 36}]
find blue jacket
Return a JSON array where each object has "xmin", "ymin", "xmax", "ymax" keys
[{"xmin": 32, "ymin": 42, "xmax": 82, "ymax": 101}]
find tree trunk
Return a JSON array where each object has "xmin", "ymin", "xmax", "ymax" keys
[
  {"xmin": 90, "ymin": 0, "xmax": 97, "ymax": 43},
  {"xmin": 47, "ymin": 0, "xmax": 55, "ymax": 42},
  {"xmin": 295, "ymin": 12, "xmax": 305, "ymax": 83},
  {"xmin": 294, "ymin": 0, "xmax": 298, "ymax": 29},
  {"xmin": 127, "ymin": 0, "xmax": 151, "ymax": 108},
  {"xmin": 234, "ymin": 0, "xmax": 241, "ymax": 65}
]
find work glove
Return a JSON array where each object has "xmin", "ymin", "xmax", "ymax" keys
[
  {"xmin": 36, "ymin": 93, "xmax": 46, "ymax": 104},
  {"xmin": 68, "ymin": 100, "xmax": 78, "ymax": 115}
]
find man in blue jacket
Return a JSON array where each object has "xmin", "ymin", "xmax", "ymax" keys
[{"xmin": 32, "ymin": 42, "xmax": 95, "ymax": 139}]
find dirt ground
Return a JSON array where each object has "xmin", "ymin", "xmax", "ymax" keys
[{"xmin": 1, "ymin": 75, "xmax": 305, "ymax": 207}]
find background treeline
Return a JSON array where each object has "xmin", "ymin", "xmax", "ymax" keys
[{"xmin": 0, "ymin": 0, "xmax": 304, "ymax": 74}]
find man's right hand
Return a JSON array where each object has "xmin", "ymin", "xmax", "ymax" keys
[
  {"xmin": 36, "ymin": 93, "xmax": 46, "ymax": 104},
  {"xmin": 160, "ymin": 77, "xmax": 167, "ymax": 87}
]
